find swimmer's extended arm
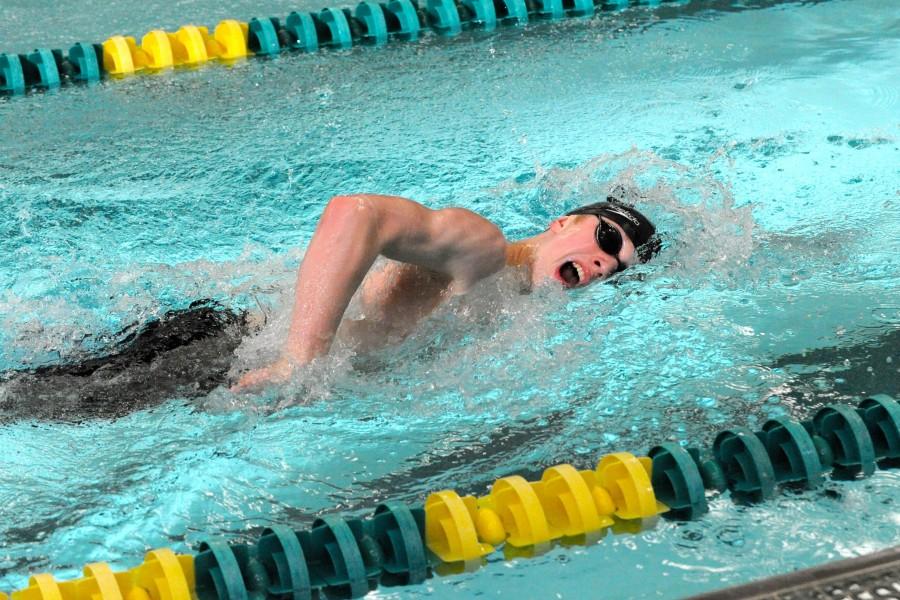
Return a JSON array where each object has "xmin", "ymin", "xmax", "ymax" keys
[{"xmin": 233, "ymin": 194, "xmax": 507, "ymax": 389}]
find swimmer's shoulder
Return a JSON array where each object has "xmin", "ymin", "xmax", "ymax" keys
[{"xmin": 429, "ymin": 206, "xmax": 508, "ymax": 286}]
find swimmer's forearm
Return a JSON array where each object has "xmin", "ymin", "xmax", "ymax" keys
[{"xmin": 283, "ymin": 196, "xmax": 381, "ymax": 363}]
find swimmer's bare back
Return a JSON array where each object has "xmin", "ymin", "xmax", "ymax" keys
[{"xmin": 233, "ymin": 194, "xmax": 509, "ymax": 390}]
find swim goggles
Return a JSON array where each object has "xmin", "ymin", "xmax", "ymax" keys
[{"xmin": 593, "ymin": 216, "xmax": 627, "ymax": 272}]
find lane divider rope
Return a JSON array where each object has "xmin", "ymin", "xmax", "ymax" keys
[
  {"xmin": 3, "ymin": 393, "xmax": 898, "ymax": 599},
  {"xmin": 1, "ymin": 0, "xmax": 697, "ymax": 97}
]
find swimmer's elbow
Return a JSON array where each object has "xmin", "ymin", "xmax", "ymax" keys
[
  {"xmin": 325, "ymin": 194, "xmax": 379, "ymax": 219},
  {"xmin": 321, "ymin": 195, "xmax": 382, "ymax": 236}
]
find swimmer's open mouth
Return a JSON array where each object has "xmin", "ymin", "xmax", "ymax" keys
[{"xmin": 559, "ymin": 261, "xmax": 582, "ymax": 287}]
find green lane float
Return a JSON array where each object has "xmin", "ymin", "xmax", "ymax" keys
[
  {"xmin": 284, "ymin": 12, "xmax": 321, "ymax": 52},
  {"xmin": 425, "ymin": 0, "xmax": 462, "ymax": 36},
  {"xmin": 385, "ymin": 0, "xmax": 422, "ymax": 41},
  {"xmin": 460, "ymin": 0, "xmax": 498, "ymax": 31},
  {"xmin": 812, "ymin": 404, "xmax": 877, "ymax": 478},
  {"xmin": 3, "ymin": 394, "xmax": 898, "ymax": 600},
  {"xmin": 534, "ymin": 0, "xmax": 566, "ymax": 20},
  {"xmin": 0, "ymin": 54, "xmax": 27, "ymax": 95},
  {"xmin": 0, "ymin": 0, "xmax": 726, "ymax": 97},
  {"xmin": 647, "ymin": 443, "xmax": 708, "ymax": 519},
  {"xmin": 248, "ymin": 18, "xmax": 280, "ymax": 56},
  {"xmin": 713, "ymin": 427, "xmax": 777, "ymax": 502},
  {"xmin": 759, "ymin": 417, "xmax": 828, "ymax": 489},
  {"xmin": 256, "ymin": 526, "xmax": 312, "ymax": 599},
  {"xmin": 370, "ymin": 502, "xmax": 429, "ymax": 586},
  {"xmin": 858, "ymin": 394, "xmax": 900, "ymax": 466},
  {"xmin": 355, "ymin": 2, "xmax": 390, "ymax": 45},
  {"xmin": 24, "ymin": 49, "xmax": 62, "ymax": 89},
  {"xmin": 497, "ymin": 0, "xmax": 529, "ymax": 24},
  {"xmin": 317, "ymin": 9, "xmax": 355, "ymax": 50},
  {"xmin": 566, "ymin": 0, "xmax": 596, "ymax": 17},
  {"xmin": 0, "ymin": 48, "xmax": 68, "ymax": 94},
  {"xmin": 65, "ymin": 44, "xmax": 103, "ymax": 82},
  {"xmin": 194, "ymin": 540, "xmax": 255, "ymax": 600},
  {"xmin": 305, "ymin": 516, "xmax": 382, "ymax": 598}
]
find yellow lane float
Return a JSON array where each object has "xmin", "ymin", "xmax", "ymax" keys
[
  {"xmin": 595, "ymin": 452, "xmax": 667, "ymax": 519},
  {"xmin": 101, "ymin": 36, "xmax": 140, "ymax": 75},
  {"xmin": 101, "ymin": 20, "xmax": 250, "ymax": 77},
  {"xmin": 140, "ymin": 30, "xmax": 174, "ymax": 69},
  {"xmin": 214, "ymin": 20, "xmax": 250, "ymax": 59},
  {"xmin": 424, "ymin": 490, "xmax": 494, "ymax": 564},
  {"xmin": 11, "ymin": 551, "xmax": 194, "ymax": 600},
  {"xmin": 534, "ymin": 464, "xmax": 615, "ymax": 537}
]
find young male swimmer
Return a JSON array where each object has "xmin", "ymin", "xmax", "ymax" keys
[{"xmin": 233, "ymin": 193, "xmax": 659, "ymax": 390}]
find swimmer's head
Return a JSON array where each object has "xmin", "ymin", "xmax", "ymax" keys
[{"xmin": 520, "ymin": 195, "xmax": 660, "ymax": 289}]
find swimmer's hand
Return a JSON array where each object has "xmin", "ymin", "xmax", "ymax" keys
[{"xmin": 231, "ymin": 357, "xmax": 294, "ymax": 392}]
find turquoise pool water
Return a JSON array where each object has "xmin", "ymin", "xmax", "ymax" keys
[{"xmin": 1, "ymin": 0, "xmax": 898, "ymax": 597}]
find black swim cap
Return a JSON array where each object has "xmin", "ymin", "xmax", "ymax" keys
[{"xmin": 566, "ymin": 196, "xmax": 660, "ymax": 263}]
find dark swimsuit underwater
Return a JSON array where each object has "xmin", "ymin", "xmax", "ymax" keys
[{"xmin": 0, "ymin": 301, "xmax": 249, "ymax": 422}]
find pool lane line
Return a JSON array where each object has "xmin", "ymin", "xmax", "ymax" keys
[
  {"xmin": 1, "ymin": 0, "xmax": 827, "ymax": 97},
  {"xmin": 3, "ymin": 393, "xmax": 898, "ymax": 599}
]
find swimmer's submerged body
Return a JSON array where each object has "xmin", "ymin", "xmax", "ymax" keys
[
  {"xmin": 0, "ymin": 301, "xmax": 249, "ymax": 421},
  {"xmin": 0, "ymin": 191, "xmax": 659, "ymax": 419}
]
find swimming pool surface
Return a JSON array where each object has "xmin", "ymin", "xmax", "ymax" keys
[{"xmin": 1, "ymin": 0, "xmax": 898, "ymax": 597}]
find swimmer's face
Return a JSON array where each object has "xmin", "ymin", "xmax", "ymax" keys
[{"xmin": 532, "ymin": 214, "xmax": 637, "ymax": 288}]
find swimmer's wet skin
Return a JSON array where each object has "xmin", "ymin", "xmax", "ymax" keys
[{"xmin": 232, "ymin": 192, "xmax": 659, "ymax": 390}]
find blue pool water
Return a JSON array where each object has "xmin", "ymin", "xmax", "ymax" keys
[{"xmin": 1, "ymin": 0, "xmax": 899, "ymax": 597}]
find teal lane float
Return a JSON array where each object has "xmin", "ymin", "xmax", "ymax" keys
[
  {"xmin": 3, "ymin": 393, "xmax": 898, "ymax": 600},
  {"xmin": 0, "ymin": 0, "xmax": 702, "ymax": 97}
]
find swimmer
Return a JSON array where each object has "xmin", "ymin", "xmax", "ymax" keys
[
  {"xmin": 0, "ymin": 190, "xmax": 656, "ymax": 420},
  {"xmin": 233, "ymin": 191, "xmax": 659, "ymax": 390}
]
